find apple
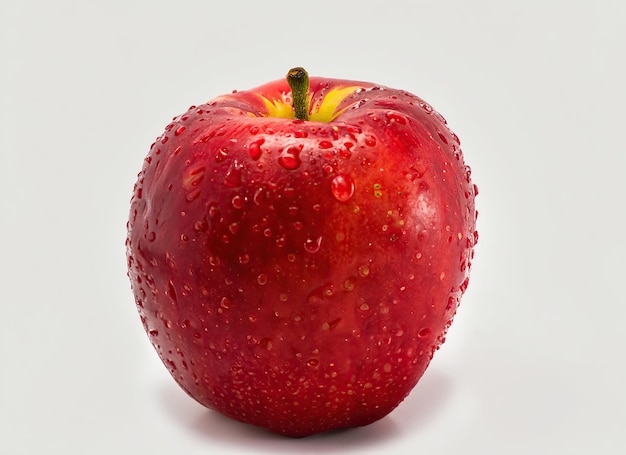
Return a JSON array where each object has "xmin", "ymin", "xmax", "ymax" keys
[{"xmin": 126, "ymin": 67, "xmax": 478, "ymax": 437}]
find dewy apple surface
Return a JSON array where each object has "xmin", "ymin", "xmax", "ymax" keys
[{"xmin": 126, "ymin": 67, "xmax": 478, "ymax": 437}]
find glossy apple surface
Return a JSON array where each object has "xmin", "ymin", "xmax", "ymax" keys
[{"xmin": 126, "ymin": 71, "xmax": 478, "ymax": 437}]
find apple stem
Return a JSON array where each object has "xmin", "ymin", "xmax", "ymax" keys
[{"xmin": 287, "ymin": 67, "xmax": 310, "ymax": 121}]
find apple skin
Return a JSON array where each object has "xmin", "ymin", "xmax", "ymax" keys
[{"xmin": 126, "ymin": 74, "xmax": 477, "ymax": 437}]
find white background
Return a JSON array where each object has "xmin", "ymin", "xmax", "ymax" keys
[{"xmin": 1, "ymin": 1, "xmax": 625, "ymax": 454}]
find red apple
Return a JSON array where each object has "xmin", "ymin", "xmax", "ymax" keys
[{"xmin": 126, "ymin": 68, "xmax": 478, "ymax": 437}]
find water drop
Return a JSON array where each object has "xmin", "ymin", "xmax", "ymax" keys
[
  {"xmin": 228, "ymin": 222, "xmax": 240, "ymax": 234},
  {"xmin": 249, "ymin": 125, "xmax": 260, "ymax": 135},
  {"xmin": 146, "ymin": 231, "xmax": 156, "ymax": 242},
  {"xmin": 459, "ymin": 277, "xmax": 470, "ymax": 293},
  {"xmin": 318, "ymin": 140, "xmax": 333, "ymax": 149},
  {"xmin": 208, "ymin": 204, "xmax": 220, "ymax": 218},
  {"xmin": 364, "ymin": 135, "xmax": 377, "ymax": 147},
  {"xmin": 220, "ymin": 297, "xmax": 231, "ymax": 309},
  {"xmin": 304, "ymin": 236, "xmax": 322, "ymax": 253},
  {"xmin": 215, "ymin": 147, "xmax": 228, "ymax": 162},
  {"xmin": 186, "ymin": 188, "xmax": 201, "ymax": 202},
  {"xmin": 175, "ymin": 126, "xmax": 185, "ymax": 136},
  {"xmin": 238, "ymin": 254, "xmax": 250, "ymax": 264},
  {"xmin": 418, "ymin": 327, "xmax": 431, "ymax": 338},
  {"xmin": 248, "ymin": 138, "xmax": 264, "ymax": 160},
  {"xmin": 446, "ymin": 295, "xmax": 458, "ymax": 311},
  {"xmin": 278, "ymin": 144, "xmax": 303, "ymax": 170},
  {"xmin": 331, "ymin": 174, "xmax": 355, "ymax": 202},
  {"xmin": 367, "ymin": 112, "xmax": 381, "ymax": 122},
  {"xmin": 307, "ymin": 358, "xmax": 320, "ymax": 368},
  {"xmin": 167, "ymin": 280, "xmax": 178, "ymax": 304},
  {"xmin": 231, "ymin": 195, "xmax": 245, "ymax": 209},
  {"xmin": 194, "ymin": 220, "xmax": 207, "ymax": 232},
  {"xmin": 224, "ymin": 161, "xmax": 243, "ymax": 188},
  {"xmin": 385, "ymin": 111, "xmax": 407, "ymax": 125},
  {"xmin": 260, "ymin": 337, "xmax": 273, "ymax": 350},
  {"xmin": 257, "ymin": 274, "xmax": 268, "ymax": 285},
  {"xmin": 358, "ymin": 265, "xmax": 370, "ymax": 277},
  {"xmin": 419, "ymin": 101, "xmax": 433, "ymax": 114}
]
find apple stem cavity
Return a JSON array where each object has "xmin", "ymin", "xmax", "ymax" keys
[{"xmin": 287, "ymin": 67, "xmax": 310, "ymax": 121}]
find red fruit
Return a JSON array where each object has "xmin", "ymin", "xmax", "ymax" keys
[{"xmin": 126, "ymin": 68, "xmax": 477, "ymax": 437}]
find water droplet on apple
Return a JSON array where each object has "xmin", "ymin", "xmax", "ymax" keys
[
  {"xmin": 331, "ymin": 174, "xmax": 355, "ymax": 202},
  {"xmin": 419, "ymin": 101, "xmax": 433, "ymax": 114},
  {"xmin": 385, "ymin": 111, "xmax": 407, "ymax": 125},
  {"xmin": 238, "ymin": 253, "xmax": 250, "ymax": 264},
  {"xmin": 146, "ymin": 231, "xmax": 156, "ymax": 242},
  {"xmin": 307, "ymin": 358, "xmax": 320, "ymax": 368},
  {"xmin": 343, "ymin": 278, "xmax": 356, "ymax": 292},
  {"xmin": 260, "ymin": 337, "xmax": 273, "ymax": 350},
  {"xmin": 194, "ymin": 220, "xmax": 207, "ymax": 232},
  {"xmin": 224, "ymin": 161, "xmax": 243, "ymax": 188},
  {"xmin": 367, "ymin": 112, "xmax": 381, "ymax": 122},
  {"xmin": 228, "ymin": 222, "xmax": 240, "ymax": 234},
  {"xmin": 364, "ymin": 135, "xmax": 377, "ymax": 147},
  {"xmin": 304, "ymin": 236, "xmax": 322, "ymax": 253},
  {"xmin": 318, "ymin": 140, "xmax": 333, "ymax": 149},
  {"xmin": 186, "ymin": 188, "xmax": 201, "ymax": 202},
  {"xmin": 278, "ymin": 144, "xmax": 303, "ymax": 170},
  {"xmin": 220, "ymin": 297, "xmax": 231, "ymax": 310},
  {"xmin": 175, "ymin": 126, "xmax": 185, "ymax": 136},
  {"xmin": 231, "ymin": 195, "xmax": 245, "ymax": 209},
  {"xmin": 418, "ymin": 327, "xmax": 431, "ymax": 338},
  {"xmin": 215, "ymin": 146, "xmax": 229, "ymax": 162},
  {"xmin": 358, "ymin": 265, "xmax": 370, "ymax": 277},
  {"xmin": 257, "ymin": 274, "xmax": 268, "ymax": 285},
  {"xmin": 248, "ymin": 138, "xmax": 264, "ymax": 160},
  {"xmin": 167, "ymin": 280, "xmax": 178, "ymax": 304},
  {"xmin": 249, "ymin": 125, "xmax": 260, "ymax": 135}
]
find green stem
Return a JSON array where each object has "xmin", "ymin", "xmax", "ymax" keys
[{"xmin": 286, "ymin": 67, "xmax": 310, "ymax": 120}]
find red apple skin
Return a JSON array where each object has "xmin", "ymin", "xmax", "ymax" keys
[{"xmin": 126, "ymin": 75, "xmax": 477, "ymax": 437}]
